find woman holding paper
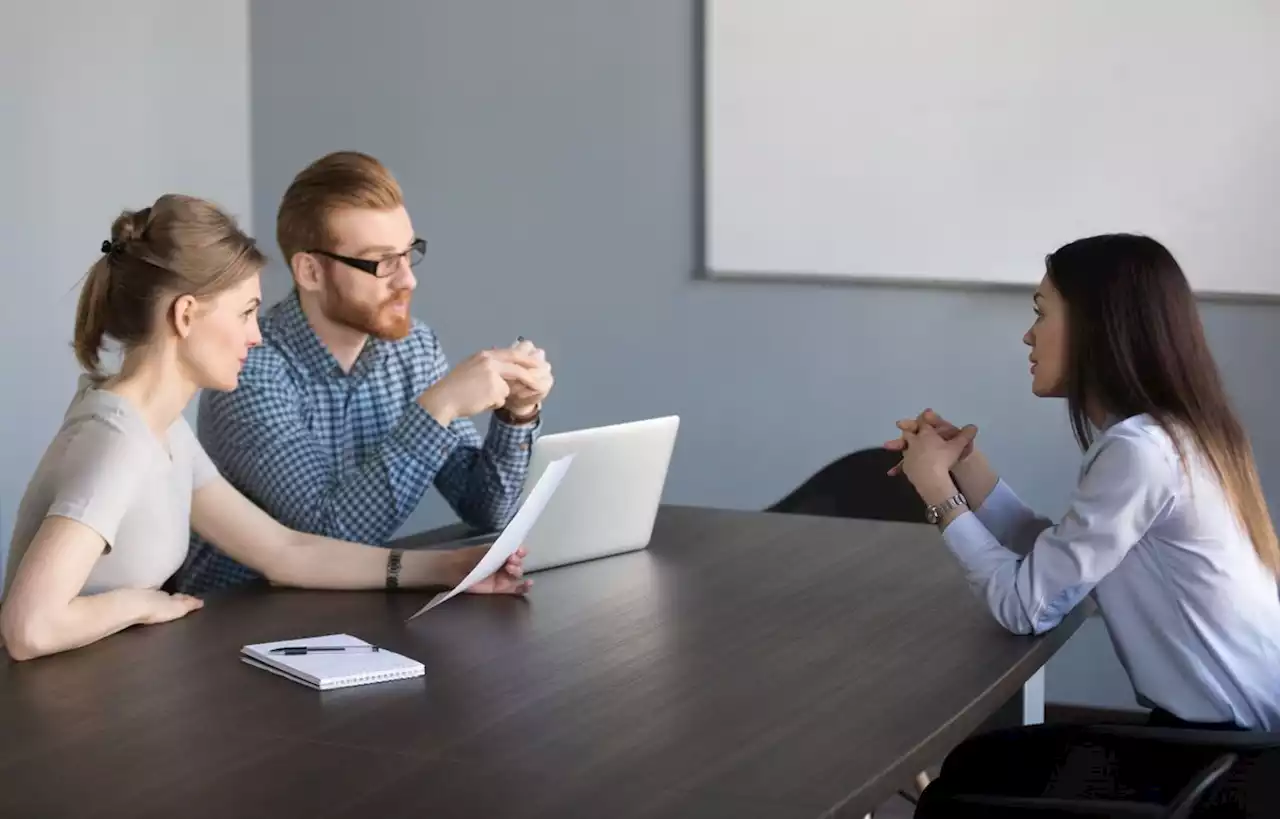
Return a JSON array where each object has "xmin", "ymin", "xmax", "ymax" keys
[{"xmin": 1, "ymin": 196, "xmax": 531, "ymax": 662}]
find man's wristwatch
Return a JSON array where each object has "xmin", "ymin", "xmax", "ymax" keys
[
  {"xmin": 494, "ymin": 403, "xmax": 540, "ymax": 425},
  {"xmin": 925, "ymin": 493, "xmax": 969, "ymax": 526},
  {"xmin": 386, "ymin": 549, "xmax": 403, "ymax": 590}
]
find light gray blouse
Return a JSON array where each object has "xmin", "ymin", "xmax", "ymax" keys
[{"xmin": 943, "ymin": 414, "xmax": 1280, "ymax": 729}]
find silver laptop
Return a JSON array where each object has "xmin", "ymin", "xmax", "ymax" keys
[{"xmin": 512, "ymin": 415, "xmax": 680, "ymax": 573}]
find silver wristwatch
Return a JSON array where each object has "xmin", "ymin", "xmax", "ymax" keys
[{"xmin": 925, "ymin": 493, "xmax": 968, "ymax": 526}]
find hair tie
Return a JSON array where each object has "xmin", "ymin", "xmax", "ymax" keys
[{"xmin": 101, "ymin": 239, "xmax": 126, "ymax": 257}]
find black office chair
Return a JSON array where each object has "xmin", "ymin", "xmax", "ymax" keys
[
  {"xmin": 767, "ymin": 447, "xmax": 926, "ymax": 521},
  {"xmin": 915, "ymin": 723, "xmax": 1280, "ymax": 818}
]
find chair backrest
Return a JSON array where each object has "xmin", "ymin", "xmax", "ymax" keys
[{"xmin": 767, "ymin": 448, "xmax": 927, "ymax": 523}]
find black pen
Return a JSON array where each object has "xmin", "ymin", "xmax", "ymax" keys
[{"xmin": 269, "ymin": 645, "xmax": 381, "ymax": 655}]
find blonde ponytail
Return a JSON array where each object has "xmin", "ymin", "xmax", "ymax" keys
[
  {"xmin": 72, "ymin": 256, "xmax": 114, "ymax": 377},
  {"xmin": 68, "ymin": 197, "xmax": 264, "ymax": 376}
]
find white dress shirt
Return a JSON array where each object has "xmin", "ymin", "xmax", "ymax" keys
[{"xmin": 942, "ymin": 414, "xmax": 1280, "ymax": 729}]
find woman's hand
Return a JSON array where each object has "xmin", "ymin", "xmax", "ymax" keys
[
  {"xmin": 459, "ymin": 545, "xmax": 534, "ymax": 596},
  {"xmin": 899, "ymin": 421, "xmax": 978, "ymax": 506},
  {"xmin": 136, "ymin": 591, "xmax": 204, "ymax": 625},
  {"xmin": 885, "ymin": 409, "xmax": 978, "ymax": 476}
]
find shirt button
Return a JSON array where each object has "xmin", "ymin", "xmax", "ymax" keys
[{"xmin": 519, "ymin": 443, "xmax": 529, "ymax": 451}]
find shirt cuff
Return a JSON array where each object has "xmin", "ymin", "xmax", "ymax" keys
[
  {"xmin": 941, "ymin": 510, "xmax": 1010, "ymax": 575},
  {"xmin": 974, "ymin": 479, "xmax": 1026, "ymax": 536},
  {"xmin": 486, "ymin": 412, "xmax": 539, "ymax": 459},
  {"xmin": 394, "ymin": 402, "xmax": 461, "ymax": 468}
]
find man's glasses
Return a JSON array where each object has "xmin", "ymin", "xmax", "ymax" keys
[{"xmin": 310, "ymin": 238, "xmax": 426, "ymax": 278}]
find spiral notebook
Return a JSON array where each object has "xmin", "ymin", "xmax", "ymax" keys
[{"xmin": 240, "ymin": 634, "xmax": 424, "ymax": 690}]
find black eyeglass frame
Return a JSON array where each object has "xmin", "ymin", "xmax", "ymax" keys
[{"xmin": 308, "ymin": 237, "xmax": 426, "ymax": 278}]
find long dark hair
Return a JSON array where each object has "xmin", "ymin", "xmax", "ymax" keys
[{"xmin": 1046, "ymin": 234, "xmax": 1277, "ymax": 574}]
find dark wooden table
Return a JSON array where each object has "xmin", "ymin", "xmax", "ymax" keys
[{"xmin": 0, "ymin": 505, "xmax": 1084, "ymax": 819}]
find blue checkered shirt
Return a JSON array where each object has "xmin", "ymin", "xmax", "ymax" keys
[{"xmin": 176, "ymin": 290, "xmax": 537, "ymax": 593}]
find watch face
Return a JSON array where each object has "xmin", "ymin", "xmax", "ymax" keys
[{"xmin": 925, "ymin": 507, "xmax": 938, "ymax": 524}]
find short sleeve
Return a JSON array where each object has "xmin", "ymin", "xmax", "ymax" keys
[
  {"xmin": 45, "ymin": 422, "xmax": 151, "ymax": 553},
  {"xmin": 173, "ymin": 416, "xmax": 220, "ymax": 490}
]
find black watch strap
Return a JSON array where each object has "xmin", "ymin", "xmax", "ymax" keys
[
  {"xmin": 386, "ymin": 549, "xmax": 403, "ymax": 590},
  {"xmin": 494, "ymin": 404, "xmax": 540, "ymax": 425}
]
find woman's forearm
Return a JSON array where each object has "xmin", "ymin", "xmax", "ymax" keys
[
  {"xmin": 263, "ymin": 533, "xmax": 467, "ymax": 590},
  {"xmin": 191, "ymin": 479, "xmax": 473, "ymax": 591},
  {"xmin": 951, "ymin": 450, "xmax": 1001, "ymax": 510},
  {"xmin": 2, "ymin": 589, "xmax": 153, "ymax": 662}
]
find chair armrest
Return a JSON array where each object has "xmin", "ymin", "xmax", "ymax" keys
[
  {"xmin": 946, "ymin": 794, "xmax": 1164, "ymax": 817},
  {"xmin": 1076, "ymin": 724, "xmax": 1280, "ymax": 751},
  {"xmin": 1166, "ymin": 753, "xmax": 1238, "ymax": 819},
  {"xmin": 941, "ymin": 750, "xmax": 1239, "ymax": 819}
]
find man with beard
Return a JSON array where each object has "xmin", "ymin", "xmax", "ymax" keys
[{"xmin": 175, "ymin": 151, "xmax": 552, "ymax": 594}]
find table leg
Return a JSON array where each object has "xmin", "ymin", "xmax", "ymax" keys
[
  {"xmin": 1022, "ymin": 667, "xmax": 1046, "ymax": 725},
  {"xmin": 978, "ymin": 667, "xmax": 1046, "ymax": 732}
]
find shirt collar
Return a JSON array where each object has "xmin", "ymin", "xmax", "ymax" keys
[{"xmin": 275, "ymin": 290, "xmax": 385, "ymax": 379}]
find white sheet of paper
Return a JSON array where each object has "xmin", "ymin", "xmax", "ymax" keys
[{"xmin": 407, "ymin": 454, "xmax": 574, "ymax": 620}]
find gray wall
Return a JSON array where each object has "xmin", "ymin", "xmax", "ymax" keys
[
  {"xmin": 258, "ymin": 0, "xmax": 1272, "ymax": 708},
  {"xmin": 0, "ymin": 1, "xmax": 252, "ymax": 587}
]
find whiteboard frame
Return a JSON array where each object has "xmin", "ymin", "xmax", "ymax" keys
[{"xmin": 695, "ymin": 1, "xmax": 1279, "ymax": 305}]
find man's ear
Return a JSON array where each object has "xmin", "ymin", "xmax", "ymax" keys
[
  {"xmin": 292, "ymin": 252, "xmax": 323, "ymax": 293},
  {"xmin": 171, "ymin": 294, "xmax": 199, "ymax": 339}
]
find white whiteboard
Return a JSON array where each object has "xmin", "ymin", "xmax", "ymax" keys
[{"xmin": 704, "ymin": 1, "xmax": 1280, "ymax": 297}]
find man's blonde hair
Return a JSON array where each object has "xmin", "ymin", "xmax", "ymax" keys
[{"xmin": 276, "ymin": 151, "xmax": 404, "ymax": 269}]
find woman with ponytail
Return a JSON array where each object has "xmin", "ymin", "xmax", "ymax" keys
[{"xmin": 1, "ymin": 195, "xmax": 530, "ymax": 661}]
